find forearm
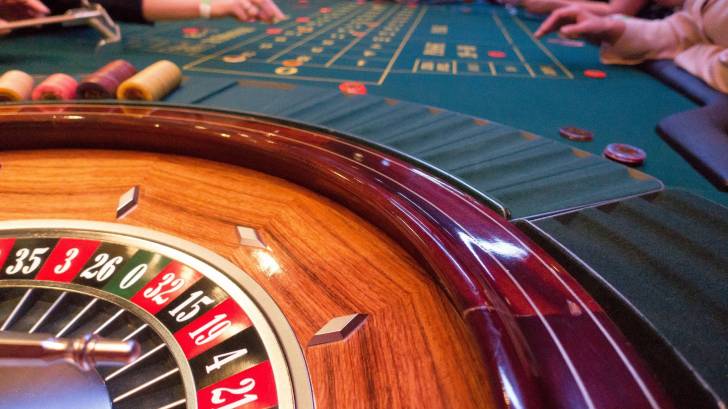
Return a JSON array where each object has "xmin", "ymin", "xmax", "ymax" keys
[
  {"xmin": 142, "ymin": 0, "xmax": 201, "ymax": 21},
  {"xmin": 601, "ymin": 12, "xmax": 702, "ymax": 63},
  {"xmin": 674, "ymin": 45, "xmax": 728, "ymax": 93}
]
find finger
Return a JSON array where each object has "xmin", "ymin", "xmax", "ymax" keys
[
  {"xmin": 25, "ymin": 0, "xmax": 50, "ymax": 15},
  {"xmin": 251, "ymin": 0, "xmax": 284, "ymax": 22},
  {"xmin": 560, "ymin": 19, "xmax": 610, "ymax": 43},
  {"xmin": 229, "ymin": 4, "xmax": 251, "ymax": 21},
  {"xmin": 0, "ymin": 19, "xmax": 9, "ymax": 36},
  {"xmin": 238, "ymin": 0, "xmax": 260, "ymax": 19},
  {"xmin": 534, "ymin": 7, "xmax": 579, "ymax": 37}
]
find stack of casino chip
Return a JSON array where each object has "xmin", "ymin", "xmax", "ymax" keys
[
  {"xmin": 117, "ymin": 60, "xmax": 182, "ymax": 101},
  {"xmin": 0, "ymin": 70, "xmax": 34, "ymax": 102},
  {"xmin": 77, "ymin": 60, "xmax": 137, "ymax": 99},
  {"xmin": 31, "ymin": 73, "xmax": 78, "ymax": 101}
]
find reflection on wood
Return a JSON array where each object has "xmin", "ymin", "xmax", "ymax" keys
[{"xmin": 0, "ymin": 150, "xmax": 493, "ymax": 408}]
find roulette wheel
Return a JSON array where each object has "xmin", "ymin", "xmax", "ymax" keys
[{"xmin": 0, "ymin": 103, "xmax": 672, "ymax": 409}]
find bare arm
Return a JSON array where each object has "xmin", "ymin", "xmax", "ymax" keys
[
  {"xmin": 523, "ymin": 0, "xmax": 647, "ymax": 16},
  {"xmin": 142, "ymin": 0, "xmax": 284, "ymax": 23},
  {"xmin": 672, "ymin": 44, "xmax": 728, "ymax": 92}
]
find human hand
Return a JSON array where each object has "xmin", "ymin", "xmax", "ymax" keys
[
  {"xmin": 534, "ymin": 5, "xmax": 625, "ymax": 44},
  {"xmin": 0, "ymin": 0, "xmax": 50, "ymax": 21},
  {"xmin": 212, "ymin": 0, "xmax": 285, "ymax": 23}
]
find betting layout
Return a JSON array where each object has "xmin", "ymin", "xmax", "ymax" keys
[
  {"xmin": 123, "ymin": 1, "xmax": 574, "ymax": 85},
  {"xmin": 0, "ymin": 222, "xmax": 308, "ymax": 409}
]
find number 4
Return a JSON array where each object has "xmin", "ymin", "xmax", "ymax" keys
[{"xmin": 205, "ymin": 348, "xmax": 249, "ymax": 374}]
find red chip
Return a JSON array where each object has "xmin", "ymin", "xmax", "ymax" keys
[
  {"xmin": 339, "ymin": 81, "xmax": 367, "ymax": 95},
  {"xmin": 296, "ymin": 16, "xmax": 310, "ymax": 22},
  {"xmin": 603, "ymin": 143, "xmax": 646, "ymax": 166},
  {"xmin": 282, "ymin": 59, "xmax": 303, "ymax": 67},
  {"xmin": 406, "ymin": 2, "xmax": 418, "ymax": 7},
  {"xmin": 356, "ymin": 0, "xmax": 366, "ymax": 4},
  {"xmin": 298, "ymin": 0, "xmax": 309, "ymax": 3},
  {"xmin": 266, "ymin": 27, "xmax": 283, "ymax": 35},
  {"xmin": 487, "ymin": 50, "xmax": 506, "ymax": 58},
  {"xmin": 182, "ymin": 27, "xmax": 200, "ymax": 35},
  {"xmin": 320, "ymin": 7, "xmax": 332, "ymax": 13},
  {"xmin": 584, "ymin": 69, "xmax": 607, "ymax": 79}
]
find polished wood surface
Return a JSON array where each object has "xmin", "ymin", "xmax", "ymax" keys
[
  {"xmin": 0, "ymin": 149, "xmax": 493, "ymax": 408},
  {"xmin": 0, "ymin": 104, "xmax": 676, "ymax": 409}
]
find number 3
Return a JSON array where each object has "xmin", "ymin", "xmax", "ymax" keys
[{"xmin": 54, "ymin": 248, "xmax": 80, "ymax": 275}]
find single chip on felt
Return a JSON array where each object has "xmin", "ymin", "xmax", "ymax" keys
[
  {"xmin": 559, "ymin": 126, "xmax": 593, "ymax": 142},
  {"xmin": 182, "ymin": 27, "xmax": 201, "ymax": 35},
  {"xmin": 339, "ymin": 81, "xmax": 367, "ymax": 95},
  {"xmin": 282, "ymin": 59, "xmax": 303, "ymax": 67},
  {"xmin": 547, "ymin": 37, "xmax": 585, "ymax": 47},
  {"xmin": 319, "ymin": 7, "xmax": 332, "ymax": 13},
  {"xmin": 296, "ymin": 16, "xmax": 310, "ymax": 23},
  {"xmin": 583, "ymin": 69, "xmax": 607, "ymax": 79},
  {"xmin": 351, "ymin": 30, "xmax": 366, "ymax": 38},
  {"xmin": 223, "ymin": 54, "xmax": 249, "ymax": 63},
  {"xmin": 488, "ymin": 50, "xmax": 506, "ymax": 58},
  {"xmin": 266, "ymin": 27, "xmax": 283, "ymax": 35},
  {"xmin": 603, "ymin": 143, "xmax": 646, "ymax": 166}
]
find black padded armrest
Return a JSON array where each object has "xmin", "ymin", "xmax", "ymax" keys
[
  {"xmin": 657, "ymin": 100, "xmax": 728, "ymax": 190},
  {"xmin": 642, "ymin": 60, "xmax": 728, "ymax": 106}
]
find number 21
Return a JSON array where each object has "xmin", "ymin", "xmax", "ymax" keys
[{"xmin": 210, "ymin": 378, "xmax": 258, "ymax": 409}]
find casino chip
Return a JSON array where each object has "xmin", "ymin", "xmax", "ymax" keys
[
  {"xmin": 266, "ymin": 27, "xmax": 283, "ymax": 35},
  {"xmin": 547, "ymin": 37, "xmax": 585, "ymax": 47},
  {"xmin": 339, "ymin": 81, "xmax": 367, "ymax": 95},
  {"xmin": 603, "ymin": 143, "xmax": 646, "ymax": 166},
  {"xmin": 296, "ymin": 16, "xmax": 310, "ymax": 23},
  {"xmin": 283, "ymin": 59, "xmax": 303, "ymax": 67},
  {"xmin": 583, "ymin": 69, "xmax": 607, "ymax": 79},
  {"xmin": 32, "ymin": 73, "xmax": 78, "ymax": 101},
  {"xmin": 182, "ymin": 26, "xmax": 207, "ymax": 39},
  {"xmin": 319, "ymin": 7, "xmax": 332, "ymax": 13},
  {"xmin": 559, "ymin": 126, "xmax": 593, "ymax": 142},
  {"xmin": 488, "ymin": 50, "xmax": 506, "ymax": 58}
]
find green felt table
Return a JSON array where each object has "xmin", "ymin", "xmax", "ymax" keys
[{"xmin": 0, "ymin": 0, "xmax": 724, "ymax": 212}]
